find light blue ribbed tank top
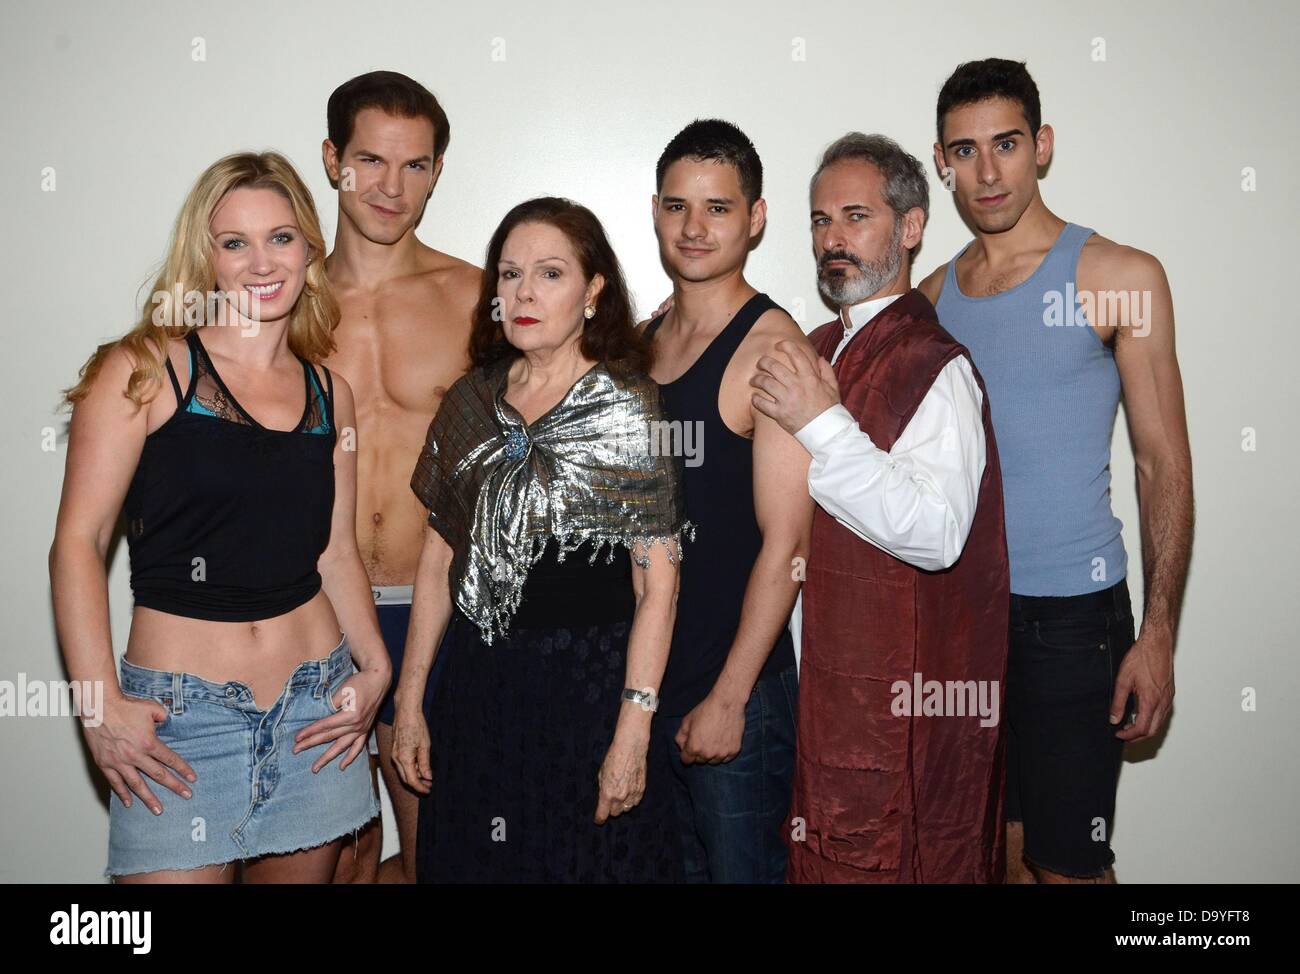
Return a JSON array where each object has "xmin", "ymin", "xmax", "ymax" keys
[{"xmin": 936, "ymin": 223, "xmax": 1126, "ymax": 596}]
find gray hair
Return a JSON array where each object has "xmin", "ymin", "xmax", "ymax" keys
[{"xmin": 809, "ymin": 132, "xmax": 929, "ymax": 225}]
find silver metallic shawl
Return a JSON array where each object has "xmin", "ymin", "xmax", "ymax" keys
[{"xmin": 411, "ymin": 359, "xmax": 692, "ymax": 644}]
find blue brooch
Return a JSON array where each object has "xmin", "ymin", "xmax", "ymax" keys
[{"xmin": 504, "ymin": 429, "xmax": 529, "ymax": 460}]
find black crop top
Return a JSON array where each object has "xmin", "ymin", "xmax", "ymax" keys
[{"xmin": 122, "ymin": 329, "xmax": 336, "ymax": 622}]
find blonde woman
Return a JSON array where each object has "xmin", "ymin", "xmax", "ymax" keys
[{"xmin": 51, "ymin": 152, "xmax": 389, "ymax": 883}]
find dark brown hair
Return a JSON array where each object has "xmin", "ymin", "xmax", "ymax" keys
[
  {"xmin": 327, "ymin": 70, "xmax": 450, "ymax": 161},
  {"xmin": 936, "ymin": 58, "xmax": 1041, "ymax": 146},
  {"xmin": 656, "ymin": 118, "xmax": 763, "ymax": 207},
  {"xmin": 469, "ymin": 197, "xmax": 651, "ymax": 376}
]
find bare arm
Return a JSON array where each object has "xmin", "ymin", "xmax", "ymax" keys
[
  {"xmin": 714, "ymin": 409, "xmax": 812, "ymax": 704},
  {"xmin": 594, "ymin": 539, "xmax": 680, "ymax": 823},
  {"xmin": 50, "ymin": 345, "xmax": 145, "ymax": 698},
  {"xmin": 49, "ymin": 343, "xmax": 197, "ymax": 812},
  {"xmin": 315, "ymin": 372, "xmax": 389, "ymax": 677},
  {"xmin": 1113, "ymin": 253, "xmax": 1194, "ymax": 635},
  {"xmin": 621, "ymin": 540, "xmax": 680, "ymax": 714},
  {"xmin": 390, "ymin": 522, "xmax": 454, "ymax": 794},
  {"xmin": 676, "ymin": 324, "xmax": 815, "ymax": 765},
  {"xmin": 301, "ymin": 371, "xmax": 393, "ymax": 769},
  {"xmin": 395, "ymin": 524, "xmax": 455, "ymax": 717},
  {"xmin": 1103, "ymin": 248, "xmax": 1193, "ymax": 740}
]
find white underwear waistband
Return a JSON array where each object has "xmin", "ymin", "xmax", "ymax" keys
[{"xmin": 371, "ymin": 584, "xmax": 414, "ymax": 607}]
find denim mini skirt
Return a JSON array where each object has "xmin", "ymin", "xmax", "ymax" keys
[{"xmin": 105, "ymin": 633, "xmax": 380, "ymax": 878}]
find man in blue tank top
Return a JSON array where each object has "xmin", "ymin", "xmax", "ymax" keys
[
  {"xmin": 919, "ymin": 58, "xmax": 1194, "ymax": 883},
  {"xmin": 642, "ymin": 119, "xmax": 817, "ymax": 882}
]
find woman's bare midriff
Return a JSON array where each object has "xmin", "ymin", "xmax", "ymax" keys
[{"xmin": 124, "ymin": 592, "xmax": 343, "ymax": 711}]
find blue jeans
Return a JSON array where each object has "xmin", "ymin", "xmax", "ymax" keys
[{"xmin": 654, "ymin": 664, "xmax": 798, "ymax": 883}]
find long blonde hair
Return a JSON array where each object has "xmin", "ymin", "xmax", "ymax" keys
[{"xmin": 63, "ymin": 151, "xmax": 339, "ymax": 408}]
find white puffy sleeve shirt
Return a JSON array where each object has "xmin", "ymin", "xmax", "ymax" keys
[{"xmin": 788, "ymin": 292, "xmax": 986, "ymax": 669}]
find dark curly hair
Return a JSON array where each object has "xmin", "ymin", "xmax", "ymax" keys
[{"xmin": 468, "ymin": 197, "xmax": 651, "ymax": 376}]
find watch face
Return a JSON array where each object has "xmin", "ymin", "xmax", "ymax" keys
[{"xmin": 624, "ymin": 688, "xmax": 658, "ymax": 711}]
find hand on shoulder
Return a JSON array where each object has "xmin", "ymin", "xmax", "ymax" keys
[{"xmin": 748, "ymin": 306, "xmax": 814, "ymax": 360}]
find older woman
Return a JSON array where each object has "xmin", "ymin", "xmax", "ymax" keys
[{"xmin": 391, "ymin": 197, "xmax": 690, "ymax": 882}]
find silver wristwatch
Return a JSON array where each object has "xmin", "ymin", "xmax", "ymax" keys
[{"xmin": 622, "ymin": 687, "xmax": 659, "ymax": 712}]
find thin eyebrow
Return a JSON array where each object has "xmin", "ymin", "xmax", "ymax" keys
[
  {"xmin": 498, "ymin": 257, "xmax": 570, "ymax": 266},
  {"xmin": 212, "ymin": 225, "xmax": 298, "ymax": 237}
]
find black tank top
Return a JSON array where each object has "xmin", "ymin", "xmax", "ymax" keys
[
  {"xmin": 122, "ymin": 328, "xmax": 336, "ymax": 622},
  {"xmin": 645, "ymin": 293, "xmax": 796, "ymax": 716}
]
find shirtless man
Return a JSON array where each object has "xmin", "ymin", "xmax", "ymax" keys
[
  {"xmin": 642, "ymin": 119, "xmax": 814, "ymax": 883},
  {"xmin": 919, "ymin": 58, "xmax": 1194, "ymax": 883},
  {"xmin": 320, "ymin": 71, "xmax": 479, "ymax": 883}
]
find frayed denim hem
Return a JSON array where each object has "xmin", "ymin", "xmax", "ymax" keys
[{"xmin": 104, "ymin": 800, "xmax": 381, "ymax": 880}]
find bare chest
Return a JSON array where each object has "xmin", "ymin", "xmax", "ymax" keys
[
  {"xmin": 955, "ymin": 253, "xmax": 1046, "ymax": 297},
  {"xmin": 327, "ymin": 284, "xmax": 470, "ymax": 422}
]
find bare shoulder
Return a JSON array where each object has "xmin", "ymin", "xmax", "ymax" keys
[
  {"xmin": 418, "ymin": 246, "xmax": 483, "ymax": 294},
  {"xmin": 747, "ymin": 307, "xmax": 817, "ymax": 376},
  {"xmin": 747, "ymin": 305, "xmax": 813, "ymax": 354},
  {"xmin": 328, "ymin": 366, "xmax": 355, "ymax": 409},
  {"xmin": 70, "ymin": 337, "xmax": 179, "ymax": 440},
  {"xmin": 90, "ymin": 341, "xmax": 144, "ymax": 401},
  {"xmin": 1079, "ymin": 233, "xmax": 1169, "ymax": 293},
  {"xmin": 917, "ymin": 263, "xmax": 947, "ymax": 305},
  {"xmin": 97, "ymin": 337, "xmax": 179, "ymax": 405}
]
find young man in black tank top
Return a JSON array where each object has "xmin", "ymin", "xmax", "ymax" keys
[{"xmin": 642, "ymin": 120, "xmax": 816, "ymax": 882}]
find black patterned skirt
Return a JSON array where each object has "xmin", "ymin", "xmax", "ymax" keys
[{"xmin": 415, "ymin": 547, "xmax": 682, "ymax": 883}]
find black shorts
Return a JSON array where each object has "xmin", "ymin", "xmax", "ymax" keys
[{"xmin": 1005, "ymin": 578, "xmax": 1136, "ymax": 878}]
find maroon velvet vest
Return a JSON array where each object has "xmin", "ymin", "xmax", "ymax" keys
[{"xmin": 786, "ymin": 289, "xmax": 1010, "ymax": 883}]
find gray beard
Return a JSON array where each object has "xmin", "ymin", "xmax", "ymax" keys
[{"xmin": 817, "ymin": 223, "xmax": 904, "ymax": 307}]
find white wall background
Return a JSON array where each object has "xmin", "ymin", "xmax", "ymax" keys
[{"xmin": 2, "ymin": 0, "xmax": 1295, "ymax": 882}]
